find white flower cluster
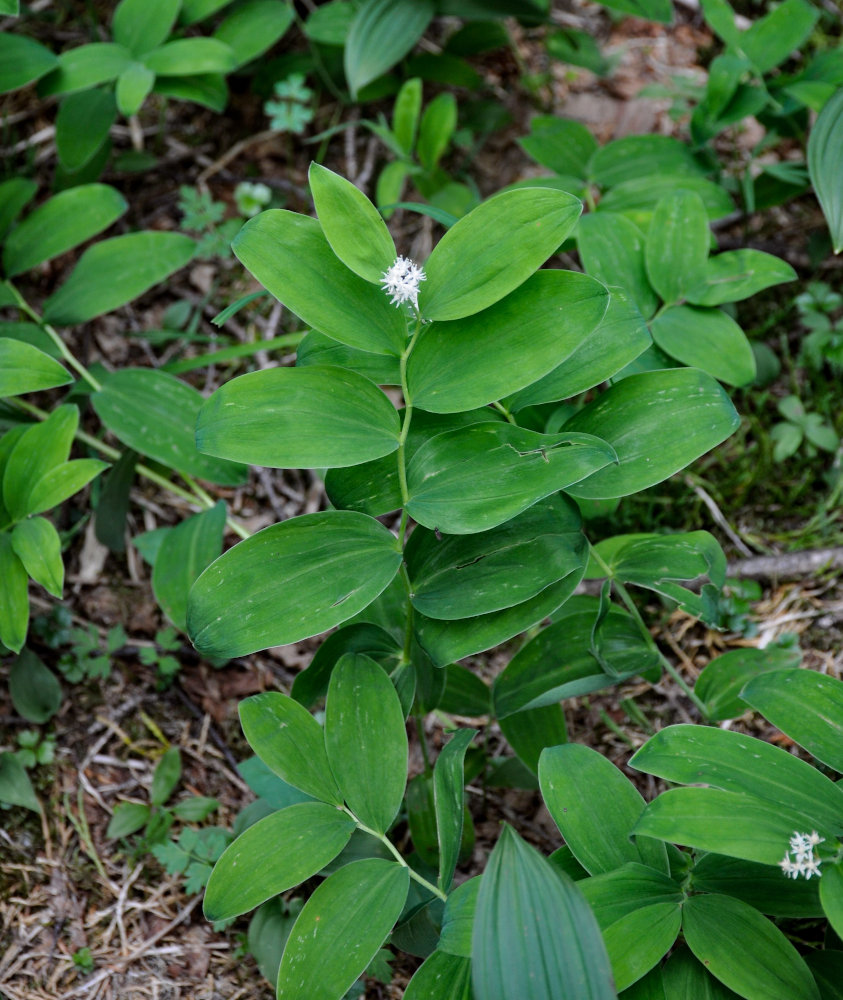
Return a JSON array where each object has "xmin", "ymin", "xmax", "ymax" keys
[
  {"xmin": 380, "ymin": 255, "xmax": 426, "ymax": 309},
  {"xmin": 779, "ymin": 831, "xmax": 824, "ymax": 879}
]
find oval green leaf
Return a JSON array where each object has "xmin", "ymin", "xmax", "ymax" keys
[
  {"xmin": 325, "ymin": 653, "xmax": 408, "ymax": 834},
  {"xmin": 11, "ymin": 517, "xmax": 63, "ymax": 597},
  {"xmin": 0, "ymin": 340, "xmax": 72, "ymax": 397},
  {"xmin": 344, "ymin": 0, "xmax": 434, "ymax": 98},
  {"xmin": 578, "ymin": 213, "xmax": 658, "ymax": 320},
  {"xmin": 651, "ymin": 305, "xmax": 755, "ymax": 386},
  {"xmin": 406, "ymin": 422, "xmax": 616, "ymax": 534},
  {"xmin": 408, "ymin": 270, "xmax": 609, "ymax": 412},
  {"xmin": 0, "ymin": 33, "xmax": 58, "ymax": 93},
  {"xmin": 196, "ymin": 366, "xmax": 400, "ymax": 469},
  {"xmin": 92, "ymin": 368, "xmax": 246, "ymax": 486},
  {"xmin": 686, "ymin": 249, "xmax": 797, "ymax": 307},
  {"xmin": 232, "ymin": 210, "xmax": 406, "ymax": 355},
  {"xmin": 187, "ymin": 511, "xmax": 402, "ymax": 658},
  {"xmin": 203, "ymin": 802, "xmax": 356, "ymax": 921},
  {"xmin": 43, "ymin": 232, "xmax": 195, "ymax": 325},
  {"xmin": 644, "ymin": 191, "xmax": 710, "ymax": 306},
  {"xmin": 563, "ymin": 368, "xmax": 739, "ymax": 499},
  {"xmin": 418, "ymin": 187, "xmax": 582, "ymax": 322},
  {"xmin": 276, "ymin": 858, "xmax": 410, "ymax": 1000},
  {"xmin": 808, "ymin": 88, "xmax": 843, "ymax": 254}
]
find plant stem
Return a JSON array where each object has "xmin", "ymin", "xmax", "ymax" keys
[
  {"xmin": 588, "ymin": 546, "xmax": 709, "ymax": 716},
  {"xmin": 9, "ymin": 283, "xmax": 102, "ymax": 392},
  {"xmin": 343, "ymin": 807, "xmax": 447, "ymax": 901},
  {"xmin": 491, "ymin": 400, "xmax": 517, "ymax": 425},
  {"xmin": 9, "ymin": 398, "xmax": 250, "ymax": 539}
]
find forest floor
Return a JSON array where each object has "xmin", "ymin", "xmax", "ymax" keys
[{"xmin": 1, "ymin": 2, "xmax": 842, "ymax": 998}]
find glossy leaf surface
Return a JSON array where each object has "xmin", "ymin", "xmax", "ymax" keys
[
  {"xmin": 187, "ymin": 512, "xmax": 402, "ymax": 658},
  {"xmin": 0, "ymin": 341, "xmax": 72, "ymax": 397},
  {"xmin": 808, "ymin": 88, "xmax": 843, "ymax": 253}
]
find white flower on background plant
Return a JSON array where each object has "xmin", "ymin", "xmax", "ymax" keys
[
  {"xmin": 780, "ymin": 830, "xmax": 824, "ymax": 879},
  {"xmin": 381, "ymin": 255, "xmax": 426, "ymax": 309}
]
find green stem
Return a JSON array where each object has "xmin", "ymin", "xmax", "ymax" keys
[
  {"xmin": 163, "ymin": 332, "xmax": 304, "ymax": 375},
  {"xmin": 9, "ymin": 398, "xmax": 250, "ymax": 539},
  {"xmin": 343, "ymin": 807, "xmax": 446, "ymax": 901},
  {"xmin": 589, "ymin": 546, "xmax": 709, "ymax": 717},
  {"xmin": 9, "ymin": 283, "xmax": 102, "ymax": 392},
  {"xmin": 491, "ymin": 400, "xmax": 517, "ymax": 425}
]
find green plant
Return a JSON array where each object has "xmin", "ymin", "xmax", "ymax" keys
[
  {"xmin": 172, "ymin": 164, "xmax": 760, "ymax": 998},
  {"xmin": 797, "ymin": 280, "xmax": 843, "ymax": 369},
  {"xmin": 769, "ymin": 394, "xmax": 839, "ymax": 463},
  {"xmin": 178, "ymin": 186, "xmax": 243, "ymax": 260},
  {"xmin": 0, "ymin": 0, "xmax": 294, "ymax": 178},
  {"xmin": 14, "ymin": 728, "xmax": 56, "ymax": 769},
  {"xmin": 107, "ymin": 746, "xmax": 226, "ymax": 894},
  {"xmin": 264, "ymin": 73, "xmax": 315, "ymax": 134},
  {"xmin": 72, "ymin": 947, "xmax": 95, "ymax": 975}
]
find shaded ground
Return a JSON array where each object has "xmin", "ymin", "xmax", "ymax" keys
[{"xmin": 2, "ymin": 2, "xmax": 842, "ymax": 997}]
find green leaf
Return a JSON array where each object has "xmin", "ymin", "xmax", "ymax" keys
[
  {"xmin": 95, "ymin": 448, "xmax": 138, "ymax": 553},
  {"xmin": 325, "ymin": 653, "xmax": 408, "ymax": 834},
  {"xmin": 296, "ymin": 330, "xmax": 401, "ymax": 385},
  {"xmin": 152, "ymin": 72, "xmax": 228, "ymax": 112},
  {"xmin": 820, "ymin": 861, "xmax": 843, "ymax": 938},
  {"xmin": 38, "ymin": 43, "xmax": 132, "ymax": 96},
  {"xmin": 690, "ymin": 853, "xmax": 823, "ymax": 919},
  {"xmin": 682, "ymin": 893, "xmax": 820, "ymax": 1000},
  {"xmin": 203, "ymin": 802, "xmax": 356, "ymax": 921},
  {"xmin": 633, "ymin": 787, "xmax": 821, "ymax": 866},
  {"xmin": 599, "ymin": 175, "xmax": 734, "ymax": 223},
  {"xmin": 11, "ymin": 517, "xmax": 64, "ymax": 597},
  {"xmin": 239, "ymin": 692, "xmax": 343, "ymax": 804},
  {"xmin": 276, "ymin": 859, "xmax": 410, "ymax": 1000},
  {"xmin": 408, "ymin": 270, "xmax": 608, "ymax": 412},
  {"xmin": 0, "ymin": 177, "xmax": 37, "ymax": 240},
  {"xmin": 21, "ymin": 459, "xmax": 107, "ymax": 519},
  {"xmin": 344, "ymin": 0, "xmax": 434, "ymax": 98},
  {"xmin": 597, "ymin": 0, "xmax": 672, "ymax": 23},
  {"xmin": 0, "ymin": 33, "xmax": 58, "ymax": 93},
  {"xmin": 414, "ymin": 572, "xmax": 585, "ymax": 668},
  {"xmin": 497, "ymin": 706, "xmax": 566, "ymax": 776},
  {"xmin": 579, "ymin": 863, "xmax": 683, "ymax": 930},
  {"xmin": 3, "ymin": 184, "xmax": 127, "ymax": 278},
  {"xmin": 662, "ymin": 943, "xmax": 740, "ymax": 999},
  {"xmin": 406, "ymin": 422, "xmax": 616, "ymax": 534},
  {"xmin": 439, "ymin": 665, "xmax": 490, "ymax": 717},
  {"xmin": 196, "ymin": 366, "xmax": 400, "ymax": 469},
  {"xmin": 142, "ymin": 38, "xmax": 236, "ymax": 75},
  {"xmin": 232, "ymin": 211, "xmax": 406, "ymax": 354},
  {"xmin": 0, "ymin": 751, "xmax": 40, "ymax": 812},
  {"xmin": 9, "ymin": 648, "xmax": 62, "ymax": 723},
  {"xmin": 540, "ymin": 743, "xmax": 667, "ymax": 876},
  {"xmin": 92, "ymin": 368, "xmax": 246, "ymax": 486},
  {"xmin": 518, "ymin": 116, "xmax": 597, "ymax": 178},
  {"xmin": 472, "ymin": 825, "xmax": 616, "ymax": 1000},
  {"xmin": 112, "ymin": 0, "xmax": 180, "ymax": 55},
  {"xmin": 43, "ymin": 232, "xmax": 195, "ymax": 325},
  {"xmin": 740, "ymin": 669, "xmax": 843, "ymax": 773},
  {"xmin": 591, "ymin": 135, "xmax": 702, "ymax": 189},
  {"xmin": 578, "ymin": 213, "xmax": 658, "ymax": 320},
  {"xmin": 404, "ymin": 950, "xmax": 473, "ymax": 1000},
  {"xmin": 650, "ymin": 305, "xmax": 755, "ymax": 386},
  {"xmin": 188, "ymin": 511, "xmax": 401, "ymax": 658},
  {"xmin": 107, "ymin": 801, "xmax": 152, "ymax": 838},
  {"xmin": 115, "ymin": 61, "xmax": 155, "ymax": 116},
  {"xmin": 588, "ymin": 531, "xmax": 726, "ymax": 623},
  {"xmin": 0, "ymin": 341, "xmax": 72, "ymax": 397},
  {"xmin": 417, "ymin": 92, "xmax": 457, "ymax": 172},
  {"xmin": 150, "ymin": 746, "xmax": 181, "ymax": 806},
  {"xmin": 493, "ymin": 596, "xmax": 662, "ymax": 718},
  {"xmin": 644, "ymin": 191, "xmax": 710, "ymax": 306},
  {"xmin": 808, "ymin": 88, "xmax": 843, "ymax": 254},
  {"xmin": 407, "ymin": 494, "xmax": 587, "ymax": 620},
  {"xmin": 152, "ymin": 502, "xmax": 226, "ymax": 631},
  {"xmin": 309, "ymin": 163, "xmax": 396, "ymax": 284},
  {"xmin": 741, "ymin": 0, "xmax": 818, "ymax": 74},
  {"xmin": 440, "ymin": 877, "xmax": 479, "ymax": 958},
  {"xmin": 686, "ymin": 249, "xmax": 797, "ymax": 307},
  {"xmin": 563, "ymin": 368, "xmax": 740, "ymax": 499},
  {"xmin": 419, "ymin": 188, "xmax": 582, "ymax": 321},
  {"xmin": 291, "ymin": 623, "xmax": 400, "ymax": 709},
  {"xmin": 604, "ymin": 902, "xmax": 682, "ymax": 992},
  {"xmin": 3, "ymin": 404, "xmax": 77, "ymax": 521},
  {"xmin": 806, "ymin": 952, "xmax": 843, "ymax": 1000},
  {"xmin": 434, "ymin": 729, "xmax": 476, "ymax": 892},
  {"xmin": 630, "ymin": 724, "xmax": 843, "ymax": 833},
  {"xmin": 506, "ymin": 287, "xmax": 652, "ymax": 410},
  {"xmin": 55, "ymin": 90, "xmax": 117, "ymax": 171},
  {"xmin": 214, "ymin": 0, "xmax": 294, "ymax": 68},
  {"xmin": 392, "ymin": 77, "xmax": 422, "ymax": 154}
]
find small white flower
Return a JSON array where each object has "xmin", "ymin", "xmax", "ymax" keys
[
  {"xmin": 381, "ymin": 255, "xmax": 426, "ymax": 309},
  {"xmin": 781, "ymin": 831, "xmax": 823, "ymax": 880}
]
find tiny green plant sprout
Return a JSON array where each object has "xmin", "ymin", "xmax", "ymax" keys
[{"xmin": 179, "ymin": 162, "xmax": 762, "ymax": 999}]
